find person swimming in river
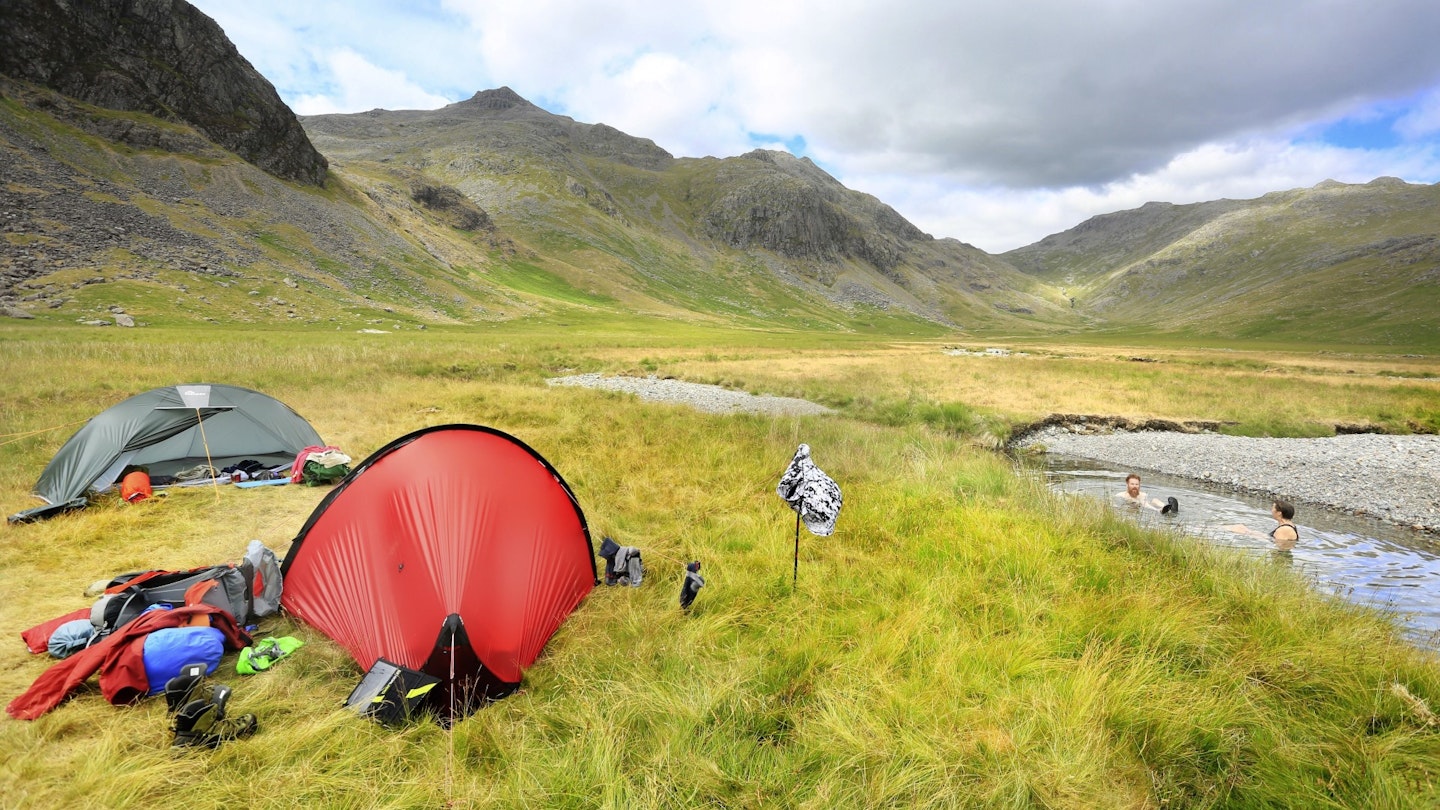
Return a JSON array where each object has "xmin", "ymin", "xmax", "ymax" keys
[
  {"xmin": 1115, "ymin": 473, "xmax": 1167, "ymax": 511},
  {"xmin": 1225, "ymin": 500, "xmax": 1300, "ymax": 550}
]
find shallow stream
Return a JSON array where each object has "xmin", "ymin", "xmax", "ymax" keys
[{"xmin": 1033, "ymin": 454, "xmax": 1440, "ymax": 650}]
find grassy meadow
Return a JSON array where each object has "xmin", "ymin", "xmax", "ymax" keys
[{"xmin": 2, "ymin": 320, "xmax": 1439, "ymax": 809}]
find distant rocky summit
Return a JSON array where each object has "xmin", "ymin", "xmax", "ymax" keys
[
  {"xmin": 700, "ymin": 149, "xmax": 927, "ymax": 273},
  {"xmin": 0, "ymin": 0, "xmax": 327, "ymax": 186}
]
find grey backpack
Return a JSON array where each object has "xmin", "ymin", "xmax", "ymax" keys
[{"xmin": 241, "ymin": 540, "xmax": 283, "ymax": 618}]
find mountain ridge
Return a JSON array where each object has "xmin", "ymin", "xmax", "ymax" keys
[
  {"xmin": 0, "ymin": 0, "xmax": 1436, "ymax": 347},
  {"xmin": 1003, "ymin": 177, "xmax": 1440, "ymax": 344},
  {"xmin": 298, "ymin": 92, "xmax": 1068, "ymax": 330}
]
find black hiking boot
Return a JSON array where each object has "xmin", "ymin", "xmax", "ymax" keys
[
  {"xmin": 172, "ymin": 684, "xmax": 258, "ymax": 748},
  {"xmin": 163, "ymin": 662, "xmax": 208, "ymax": 713}
]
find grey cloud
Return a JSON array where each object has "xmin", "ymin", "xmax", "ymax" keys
[
  {"xmin": 192, "ymin": 0, "xmax": 1440, "ymax": 200},
  {"xmin": 786, "ymin": 0, "xmax": 1440, "ymax": 187}
]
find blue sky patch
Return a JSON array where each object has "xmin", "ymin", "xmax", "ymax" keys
[
  {"xmin": 747, "ymin": 132, "xmax": 808, "ymax": 156},
  {"xmin": 1314, "ymin": 110, "xmax": 1404, "ymax": 150}
]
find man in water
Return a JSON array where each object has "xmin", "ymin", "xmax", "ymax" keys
[{"xmin": 1115, "ymin": 473, "xmax": 1165, "ymax": 510}]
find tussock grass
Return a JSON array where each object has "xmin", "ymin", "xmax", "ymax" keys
[
  {"xmin": 2, "ymin": 324, "xmax": 1438, "ymax": 808},
  {"xmin": 660, "ymin": 341, "xmax": 1440, "ymax": 436}
]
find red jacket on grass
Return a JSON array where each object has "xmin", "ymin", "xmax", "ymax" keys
[{"xmin": 7, "ymin": 604, "xmax": 250, "ymax": 720}]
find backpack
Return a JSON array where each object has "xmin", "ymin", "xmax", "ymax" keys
[
  {"xmin": 90, "ymin": 565, "xmax": 253, "ymax": 639},
  {"xmin": 85, "ymin": 540, "xmax": 285, "ymax": 639},
  {"xmin": 120, "ymin": 471, "xmax": 153, "ymax": 502},
  {"xmin": 242, "ymin": 539, "xmax": 283, "ymax": 618}
]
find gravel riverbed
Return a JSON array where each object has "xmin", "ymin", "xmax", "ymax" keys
[
  {"xmin": 1015, "ymin": 427, "xmax": 1440, "ymax": 534},
  {"xmin": 546, "ymin": 374, "xmax": 834, "ymax": 417}
]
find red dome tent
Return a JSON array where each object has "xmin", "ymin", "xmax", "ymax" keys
[{"xmin": 280, "ymin": 424, "xmax": 596, "ymax": 718}]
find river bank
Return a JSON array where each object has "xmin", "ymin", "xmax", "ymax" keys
[{"xmin": 1014, "ymin": 427, "xmax": 1440, "ymax": 535}]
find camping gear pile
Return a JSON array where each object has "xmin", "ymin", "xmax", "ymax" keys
[
  {"xmin": 289, "ymin": 445, "xmax": 352, "ymax": 485},
  {"xmin": 8, "ymin": 384, "xmax": 807, "ymax": 733},
  {"xmin": 7, "ymin": 540, "xmax": 285, "ymax": 748}
]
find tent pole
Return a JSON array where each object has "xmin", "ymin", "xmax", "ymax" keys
[
  {"xmin": 445, "ymin": 622, "xmax": 456, "ymax": 802},
  {"xmin": 194, "ymin": 408, "xmax": 220, "ymax": 502}
]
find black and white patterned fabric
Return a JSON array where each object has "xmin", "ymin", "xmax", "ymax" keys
[{"xmin": 775, "ymin": 443, "xmax": 843, "ymax": 537}]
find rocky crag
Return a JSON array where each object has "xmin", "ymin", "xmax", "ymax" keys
[{"xmin": 0, "ymin": 0, "xmax": 326, "ymax": 186}]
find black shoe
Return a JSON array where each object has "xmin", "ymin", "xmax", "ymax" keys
[{"xmin": 172, "ymin": 697, "xmax": 220, "ymax": 748}]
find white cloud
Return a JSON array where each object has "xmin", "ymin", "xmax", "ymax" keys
[
  {"xmin": 1396, "ymin": 89, "xmax": 1440, "ymax": 140},
  {"xmin": 192, "ymin": 0, "xmax": 489, "ymax": 107},
  {"xmin": 563, "ymin": 49, "xmax": 753, "ymax": 158},
  {"xmin": 856, "ymin": 138, "xmax": 1440, "ymax": 253},
  {"xmin": 289, "ymin": 49, "xmax": 453, "ymax": 116}
]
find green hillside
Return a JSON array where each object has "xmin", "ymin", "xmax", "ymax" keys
[
  {"xmin": 3, "ymin": 64, "xmax": 1439, "ymax": 349},
  {"xmin": 1004, "ymin": 179, "xmax": 1440, "ymax": 348},
  {"xmin": 1, "ymin": 79, "xmax": 1075, "ymax": 337},
  {"xmin": 301, "ymin": 89, "xmax": 1072, "ymax": 333}
]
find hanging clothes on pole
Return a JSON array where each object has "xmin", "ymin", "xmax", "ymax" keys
[{"xmin": 776, "ymin": 443, "xmax": 843, "ymax": 537}]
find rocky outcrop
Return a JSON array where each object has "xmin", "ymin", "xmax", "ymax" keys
[
  {"xmin": 446, "ymin": 88, "xmax": 675, "ymax": 171},
  {"xmin": 1007, "ymin": 414, "xmax": 1232, "ymax": 446},
  {"xmin": 575, "ymin": 122, "xmax": 673, "ymax": 172},
  {"xmin": 0, "ymin": 0, "xmax": 326, "ymax": 186},
  {"xmin": 411, "ymin": 183, "xmax": 494, "ymax": 232},
  {"xmin": 453, "ymin": 87, "xmax": 538, "ymax": 114},
  {"xmin": 701, "ymin": 150, "xmax": 925, "ymax": 274},
  {"xmin": 0, "ymin": 100, "xmax": 240, "ymax": 301}
]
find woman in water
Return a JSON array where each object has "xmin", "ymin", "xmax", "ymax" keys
[{"xmin": 1226, "ymin": 499, "xmax": 1300, "ymax": 550}]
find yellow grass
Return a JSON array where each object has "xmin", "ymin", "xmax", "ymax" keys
[
  {"xmin": 2, "ymin": 323, "xmax": 1438, "ymax": 808},
  {"xmin": 652, "ymin": 341, "xmax": 1440, "ymax": 434}
]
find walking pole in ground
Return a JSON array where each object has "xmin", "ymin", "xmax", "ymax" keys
[
  {"xmin": 775, "ymin": 443, "xmax": 843, "ymax": 591},
  {"xmin": 793, "ymin": 508, "xmax": 801, "ymax": 587}
]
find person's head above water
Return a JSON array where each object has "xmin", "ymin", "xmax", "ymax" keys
[
  {"xmin": 1273, "ymin": 500, "xmax": 1295, "ymax": 521},
  {"xmin": 1125, "ymin": 474, "xmax": 1141, "ymax": 498}
]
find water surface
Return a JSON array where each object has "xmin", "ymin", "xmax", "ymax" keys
[{"xmin": 1034, "ymin": 454, "xmax": 1440, "ymax": 650}]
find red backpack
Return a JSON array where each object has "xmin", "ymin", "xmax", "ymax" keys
[{"xmin": 120, "ymin": 471, "xmax": 153, "ymax": 502}]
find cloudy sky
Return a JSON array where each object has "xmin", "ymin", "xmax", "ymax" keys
[{"xmin": 190, "ymin": 0, "xmax": 1440, "ymax": 253}]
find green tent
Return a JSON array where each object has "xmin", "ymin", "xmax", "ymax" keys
[{"xmin": 10, "ymin": 384, "xmax": 323, "ymax": 523}]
